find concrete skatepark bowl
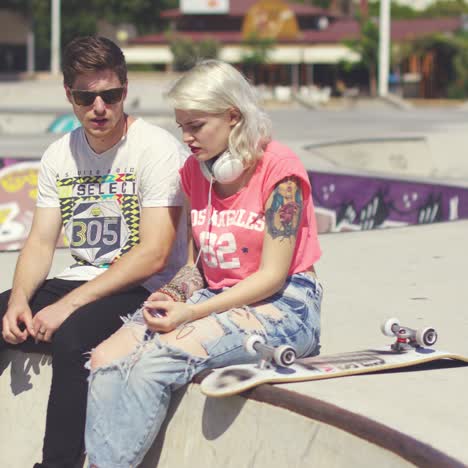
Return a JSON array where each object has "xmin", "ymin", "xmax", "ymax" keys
[{"xmin": 1, "ymin": 121, "xmax": 468, "ymax": 467}]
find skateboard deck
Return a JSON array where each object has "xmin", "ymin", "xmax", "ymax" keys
[{"xmin": 201, "ymin": 345, "xmax": 468, "ymax": 397}]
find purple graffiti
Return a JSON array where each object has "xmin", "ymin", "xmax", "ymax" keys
[
  {"xmin": 0, "ymin": 158, "xmax": 23, "ymax": 170},
  {"xmin": 309, "ymin": 171, "xmax": 468, "ymax": 233}
]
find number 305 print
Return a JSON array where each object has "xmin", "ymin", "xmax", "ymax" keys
[{"xmin": 65, "ymin": 200, "xmax": 130, "ymax": 265}]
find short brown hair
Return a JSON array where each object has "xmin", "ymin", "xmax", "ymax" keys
[{"xmin": 62, "ymin": 36, "xmax": 127, "ymax": 88}]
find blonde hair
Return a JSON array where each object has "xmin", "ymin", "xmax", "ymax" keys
[{"xmin": 165, "ymin": 60, "xmax": 272, "ymax": 167}]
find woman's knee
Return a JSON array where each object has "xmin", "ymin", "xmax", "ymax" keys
[
  {"xmin": 89, "ymin": 344, "xmax": 112, "ymax": 371},
  {"xmin": 89, "ymin": 326, "xmax": 143, "ymax": 371},
  {"xmin": 89, "ymin": 338, "xmax": 130, "ymax": 371}
]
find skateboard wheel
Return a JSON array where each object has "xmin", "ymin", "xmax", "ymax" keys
[
  {"xmin": 245, "ymin": 334, "xmax": 265, "ymax": 356},
  {"xmin": 381, "ymin": 317, "xmax": 400, "ymax": 337},
  {"xmin": 273, "ymin": 345, "xmax": 297, "ymax": 367},
  {"xmin": 416, "ymin": 327, "xmax": 438, "ymax": 347}
]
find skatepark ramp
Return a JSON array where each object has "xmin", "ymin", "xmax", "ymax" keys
[
  {"xmin": 305, "ymin": 133, "xmax": 468, "ymax": 181},
  {"xmin": 303, "ymin": 133, "xmax": 468, "ymax": 234}
]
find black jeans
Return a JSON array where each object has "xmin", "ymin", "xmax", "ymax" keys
[{"xmin": 0, "ymin": 278, "xmax": 148, "ymax": 468}]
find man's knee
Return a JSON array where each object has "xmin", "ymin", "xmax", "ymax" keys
[{"xmin": 51, "ymin": 324, "xmax": 88, "ymax": 365}]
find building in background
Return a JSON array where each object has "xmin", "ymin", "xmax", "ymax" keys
[
  {"xmin": 124, "ymin": 0, "xmax": 464, "ymax": 96},
  {"xmin": 124, "ymin": 0, "xmax": 359, "ymax": 89},
  {"xmin": 1, "ymin": 0, "xmax": 466, "ymax": 98},
  {"xmin": 0, "ymin": 9, "xmax": 31, "ymax": 74}
]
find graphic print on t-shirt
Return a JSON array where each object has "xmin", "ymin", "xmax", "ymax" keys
[
  {"xmin": 64, "ymin": 200, "xmax": 129, "ymax": 266},
  {"xmin": 191, "ymin": 207, "xmax": 265, "ymax": 271},
  {"xmin": 57, "ymin": 173, "xmax": 139, "ymax": 268}
]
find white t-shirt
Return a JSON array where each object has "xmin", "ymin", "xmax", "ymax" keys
[{"xmin": 36, "ymin": 118, "xmax": 188, "ymax": 292}]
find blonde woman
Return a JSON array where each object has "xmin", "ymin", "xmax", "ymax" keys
[{"xmin": 85, "ymin": 60, "xmax": 323, "ymax": 467}]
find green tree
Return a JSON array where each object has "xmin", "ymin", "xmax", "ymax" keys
[
  {"xmin": 168, "ymin": 36, "xmax": 197, "ymax": 72},
  {"xmin": 168, "ymin": 35, "xmax": 220, "ymax": 71},
  {"xmin": 367, "ymin": 2, "xmax": 420, "ymax": 19},
  {"xmin": 197, "ymin": 38, "xmax": 221, "ymax": 63},
  {"xmin": 240, "ymin": 34, "xmax": 276, "ymax": 84},
  {"xmin": 422, "ymin": 0, "xmax": 468, "ymax": 17},
  {"xmin": 241, "ymin": 34, "xmax": 275, "ymax": 66},
  {"xmin": 306, "ymin": 0, "xmax": 332, "ymax": 8},
  {"xmin": 406, "ymin": 33, "xmax": 468, "ymax": 98},
  {"xmin": 343, "ymin": 18, "xmax": 379, "ymax": 96},
  {"xmin": 449, "ymin": 37, "xmax": 468, "ymax": 98},
  {"xmin": 2, "ymin": 0, "xmax": 177, "ymax": 69}
]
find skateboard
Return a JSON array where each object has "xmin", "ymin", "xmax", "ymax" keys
[{"xmin": 201, "ymin": 318, "xmax": 468, "ymax": 398}]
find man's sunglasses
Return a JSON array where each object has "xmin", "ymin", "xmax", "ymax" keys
[{"xmin": 70, "ymin": 87, "xmax": 125, "ymax": 106}]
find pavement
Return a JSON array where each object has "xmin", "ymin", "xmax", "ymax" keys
[{"xmin": 1, "ymin": 75, "xmax": 468, "ymax": 467}]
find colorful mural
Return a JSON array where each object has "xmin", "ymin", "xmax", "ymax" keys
[
  {"xmin": 0, "ymin": 159, "xmax": 40, "ymax": 251},
  {"xmin": 0, "ymin": 158, "xmax": 69, "ymax": 251}
]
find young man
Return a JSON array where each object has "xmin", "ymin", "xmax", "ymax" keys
[{"xmin": 0, "ymin": 36, "xmax": 187, "ymax": 467}]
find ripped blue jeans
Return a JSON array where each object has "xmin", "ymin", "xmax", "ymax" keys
[{"xmin": 85, "ymin": 272, "xmax": 322, "ymax": 467}]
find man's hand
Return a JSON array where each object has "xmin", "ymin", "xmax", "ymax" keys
[
  {"xmin": 32, "ymin": 302, "xmax": 76, "ymax": 343},
  {"xmin": 2, "ymin": 206, "xmax": 63, "ymax": 345},
  {"xmin": 2, "ymin": 302, "xmax": 35, "ymax": 345}
]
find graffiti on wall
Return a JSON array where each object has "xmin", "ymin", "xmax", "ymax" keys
[
  {"xmin": 0, "ymin": 158, "xmax": 69, "ymax": 251},
  {"xmin": 0, "ymin": 158, "xmax": 24, "ymax": 170},
  {"xmin": 0, "ymin": 160, "xmax": 40, "ymax": 251},
  {"xmin": 309, "ymin": 171, "xmax": 468, "ymax": 233}
]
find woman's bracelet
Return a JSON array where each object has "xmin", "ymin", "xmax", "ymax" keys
[{"xmin": 158, "ymin": 284, "xmax": 187, "ymax": 302}]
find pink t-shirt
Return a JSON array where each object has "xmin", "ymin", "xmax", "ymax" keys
[{"xmin": 180, "ymin": 140, "xmax": 321, "ymax": 289}]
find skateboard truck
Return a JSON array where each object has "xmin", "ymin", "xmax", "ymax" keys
[
  {"xmin": 245, "ymin": 335, "xmax": 297, "ymax": 369},
  {"xmin": 381, "ymin": 317, "xmax": 438, "ymax": 352}
]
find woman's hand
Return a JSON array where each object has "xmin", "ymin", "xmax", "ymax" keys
[
  {"xmin": 146, "ymin": 290, "xmax": 173, "ymax": 303},
  {"xmin": 142, "ymin": 301, "xmax": 194, "ymax": 333}
]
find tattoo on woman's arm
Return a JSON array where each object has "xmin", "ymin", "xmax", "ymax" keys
[
  {"xmin": 162, "ymin": 264, "xmax": 205, "ymax": 301},
  {"xmin": 265, "ymin": 176, "xmax": 303, "ymax": 240}
]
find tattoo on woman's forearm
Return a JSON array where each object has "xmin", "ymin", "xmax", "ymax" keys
[
  {"xmin": 167, "ymin": 264, "xmax": 205, "ymax": 299},
  {"xmin": 265, "ymin": 176, "xmax": 303, "ymax": 240}
]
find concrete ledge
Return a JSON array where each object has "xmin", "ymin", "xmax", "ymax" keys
[
  {"xmin": 1, "ymin": 349, "xmax": 464, "ymax": 468},
  {"xmin": 0, "ymin": 350, "xmax": 52, "ymax": 467},
  {"xmin": 143, "ymin": 382, "xmax": 417, "ymax": 468},
  {"xmin": 0, "ymin": 350, "xmax": 418, "ymax": 468},
  {"xmin": 378, "ymin": 94, "xmax": 413, "ymax": 110},
  {"xmin": 2, "ymin": 222, "xmax": 467, "ymax": 467}
]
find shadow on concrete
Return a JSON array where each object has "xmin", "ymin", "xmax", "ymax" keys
[
  {"xmin": 201, "ymin": 393, "xmax": 247, "ymax": 440},
  {"xmin": 364, "ymin": 359, "xmax": 468, "ymax": 376},
  {"xmin": 140, "ymin": 385, "xmax": 187, "ymax": 468},
  {"xmin": 0, "ymin": 349, "xmax": 51, "ymax": 395}
]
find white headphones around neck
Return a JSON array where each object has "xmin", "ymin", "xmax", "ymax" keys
[{"xmin": 200, "ymin": 149, "xmax": 244, "ymax": 184}]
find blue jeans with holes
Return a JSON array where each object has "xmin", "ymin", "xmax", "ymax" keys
[{"xmin": 85, "ymin": 272, "xmax": 322, "ymax": 467}]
